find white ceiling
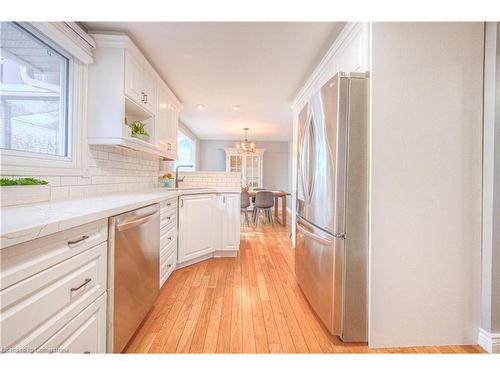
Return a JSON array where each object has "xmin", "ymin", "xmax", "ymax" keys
[{"xmin": 84, "ymin": 22, "xmax": 345, "ymax": 141}]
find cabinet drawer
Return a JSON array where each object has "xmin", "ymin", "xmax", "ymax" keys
[
  {"xmin": 160, "ymin": 209, "xmax": 176, "ymax": 230},
  {"xmin": 1, "ymin": 219, "xmax": 107, "ymax": 290},
  {"xmin": 160, "ymin": 225, "xmax": 176, "ymax": 250},
  {"xmin": 37, "ymin": 293, "xmax": 106, "ymax": 354},
  {"xmin": 0, "ymin": 242, "xmax": 107, "ymax": 351},
  {"xmin": 160, "ymin": 250, "xmax": 176, "ymax": 288},
  {"xmin": 160, "ymin": 236, "xmax": 177, "ymax": 262},
  {"xmin": 160, "ymin": 198, "xmax": 177, "ymax": 211}
]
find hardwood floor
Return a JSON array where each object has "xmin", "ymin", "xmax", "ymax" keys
[{"xmin": 125, "ymin": 217, "xmax": 485, "ymax": 354}]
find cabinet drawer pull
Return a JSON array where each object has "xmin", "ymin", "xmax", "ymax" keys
[
  {"xmin": 166, "ymin": 202, "xmax": 171, "ymax": 207},
  {"xmin": 141, "ymin": 92, "xmax": 145, "ymax": 102},
  {"xmin": 70, "ymin": 278, "xmax": 92, "ymax": 292},
  {"xmin": 67, "ymin": 235, "xmax": 89, "ymax": 246},
  {"xmin": 167, "ymin": 264, "xmax": 172, "ymax": 268},
  {"xmin": 166, "ymin": 216, "xmax": 171, "ymax": 220},
  {"xmin": 144, "ymin": 94, "xmax": 148, "ymax": 104},
  {"xmin": 167, "ymin": 236, "xmax": 172, "ymax": 241}
]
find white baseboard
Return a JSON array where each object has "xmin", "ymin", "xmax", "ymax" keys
[
  {"xmin": 478, "ymin": 328, "xmax": 500, "ymax": 353},
  {"xmin": 176, "ymin": 248, "xmax": 239, "ymax": 269}
]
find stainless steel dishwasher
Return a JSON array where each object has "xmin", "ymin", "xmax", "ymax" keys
[{"xmin": 107, "ymin": 204, "xmax": 160, "ymax": 353}]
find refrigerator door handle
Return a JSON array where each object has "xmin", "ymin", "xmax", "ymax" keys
[
  {"xmin": 306, "ymin": 110, "xmax": 316, "ymax": 204},
  {"xmin": 297, "ymin": 220, "xmax": 335, "ymax": 246},
  {"xmin": 297, "ymin": 216, "xmax": 346, "ymax": 241},
  {"xmin": 299, "ymin": 112, "xmax": 310, "ymax": 204}
]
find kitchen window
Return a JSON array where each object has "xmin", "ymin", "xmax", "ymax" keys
[
  {"xmin": 1, "ymin": 22, "xmax": 70, "ymax": 157},
  {"xmin": 0, "ymin": 22, "xmax": 92, "ymax": 176},
  {"xmin": 176, "ymin": 129, "xmax": 196, "ymax": 170}
]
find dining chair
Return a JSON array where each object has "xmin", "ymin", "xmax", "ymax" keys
[
  {"xmin": 253, "ymin": 191, "xmax": 274, "ymax": 227},
  {"xmin": 240, "ymin": 191, "xmax": 251, "ymax": 226}
]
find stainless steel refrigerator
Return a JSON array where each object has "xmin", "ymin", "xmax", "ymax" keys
[{"xmin": 295, "ymin": 72, "xmax": 368, "ymax": 342}]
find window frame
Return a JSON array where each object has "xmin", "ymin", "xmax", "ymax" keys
[
  {"xmin": 176, "ymin": 128, "xmax": 197, "ymax": 171},
  {"xmin": 0, "ymin": 22, "xmax": 89, "ymax": 176}
]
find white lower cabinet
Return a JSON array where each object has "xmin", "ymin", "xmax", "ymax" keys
[
  {"xmin": 178, "ymin": 192, "xmax": 240, "ymax": 266},
  {"xmin": 178, "ymin": 194, "xmax": 216, "ymax": 263},
  {"xmin": 0, "ymin": 220, "xmax": 108, "ymax": 353},
  {"xmin": 217, "ymin": 193, "xmax": 241, "ymax": 251},
  {"xmin": 37, "ymin": 294, "xmax": 106, "ymax": 354},
  {"xmin": 159, "ymin": 198, "xmax": 178, "ymax": 288}
]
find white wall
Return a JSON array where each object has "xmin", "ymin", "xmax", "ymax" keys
[{"xmin": 369, "ymin": 22, "xmax": 484, "ymax": 348}]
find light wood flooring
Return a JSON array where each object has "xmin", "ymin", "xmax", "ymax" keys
[{"xmin": 125, "ymin": 217, "xmax": 485, "ymax": 354}]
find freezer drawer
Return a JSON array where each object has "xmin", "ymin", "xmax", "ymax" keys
[{"xmin": 295, "ymin": 217, "xmax": 344, "ymax": 336}]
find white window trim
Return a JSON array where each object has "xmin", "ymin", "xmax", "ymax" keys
[
  {"xmin": 177, "ymin": 129, "xmax": 197, "ymax": 171},
  {"xmin": 0, "ymin": 22, "xmax": 93, "ymax": 176}
]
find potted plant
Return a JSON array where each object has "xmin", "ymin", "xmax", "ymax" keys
[
  {"xmin": 159, "ymin": 172, "xmax": 175, "ymax": 188},
  {"xmin": 0, "ymin": 177, "xmax": 50, "ymax": 207},
  {"xmin": 127, "ymin": 121, "xmax": 150, "ymax": 142}
]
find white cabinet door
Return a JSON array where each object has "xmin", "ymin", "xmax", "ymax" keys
[
  {"xmin": 220, "ymin": 194, "xmax": 241, "ymax": 251},
  {"xmin": 37, "ymin": 293, "xmax": 106, "ymax": 354},
  {"xmin": 178, "ymin": 194, "xmax": 216, "ymax": 263},
  {"xmin": 124, "ymin": 50, "xmax": 144, "ymax": 104},
  {"xmin": 156, "ymin": 86, "xmax": 168, "ymax": 151},
  {"xmin": 142, "ymin": 70, "xmax": 157, "ymax": 114},
  {"xmin": 169, "ymin": 105, "xmax": 178, "ymax": 156},
  {"xmin": 156, "ymin": 86, "xmax": 178, "ymax": 159}
]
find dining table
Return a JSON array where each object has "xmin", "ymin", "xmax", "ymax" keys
[{"xmin": 247, "ymin": 190, "xmax": 290, "ymax": 226}]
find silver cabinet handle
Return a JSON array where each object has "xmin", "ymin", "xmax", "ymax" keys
[
  {"xmin": 141, "ymin": 92, "xmax": 145, "ymax": 102},
  {"xmin": 180, "ymin": 199, "xmax": 183, "ymax": 207},
  {"xmin": 167, "ymin": 236, "xmax": 172, "ymax": 241},
  {"xmin": 166, "ymin": 216, "xmax": 171, "ymax": 220},
  {"xmin": 167, "ymin": 264, "xmax": 172, "ymax": 268},
  {"xmin": 70, "ymin": 278, "xmax": 91, "ymax": 292},
  {"xmin": 166, "ymin": 202, "xmax": 171, "ymax": 207},
  {"xmin": 68, "ymin": 235, "xmax": 89, "ymax": 246},
  {"xmin": 144, "ymin": 94, "xmax": 148, "ymax": 104}
]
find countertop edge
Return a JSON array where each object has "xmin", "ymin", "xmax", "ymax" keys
[{"xmin": 1, "ymin": 187, "xmax": 241, "ymax": 249}]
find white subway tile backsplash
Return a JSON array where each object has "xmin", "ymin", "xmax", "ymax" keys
[
  {"xmin": 69, "ymin": 185, "xmax": 85, "ymax": 199},
  {"xmin": 50, "ymin": 186, "xmax": 69, "ymax": 201},
  {"xmin": 174, "ymin": 171, "xmax": 241, "ymax": 188},
  {"xmin": 60, "ymin": 176, "xmax": 78, "ymax": 186},
  {"xmin": 1, "ymin": 145, "xmax": 161, "ymax": 205}
]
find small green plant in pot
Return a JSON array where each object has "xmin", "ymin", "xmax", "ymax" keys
[{"xmin": 127, "ymin": 121, "xmax": 150, "ymax": 142}]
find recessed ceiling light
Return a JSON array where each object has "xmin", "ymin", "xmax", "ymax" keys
[
  {"xmin": 197, "ymin": 104, "xmax": 205, "ymax": 110},
  {"xmin": 232, "ymin": 105, "xmax": 240, "ymax": 111}
]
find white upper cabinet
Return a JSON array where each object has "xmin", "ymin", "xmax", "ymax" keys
[
  {"xmin": 124, "ymin": 50, "xmax": 144, "ymax": 105},
  {"xmin": 88, "ymin": 34, "xmax": 181, "ymax": 160},
  {"xmin": 156, "ymin": 83, "xmax": 180, "ymax": 160},
  {"xmin": 142, "ymin": 70, "xmax": 157, "ymax": 114}
]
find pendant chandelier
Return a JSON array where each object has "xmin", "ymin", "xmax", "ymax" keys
[{"xmin": 236, "ymin": 127, "xmax": 256, "ymax": 154}]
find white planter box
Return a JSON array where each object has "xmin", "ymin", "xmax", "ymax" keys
[{"xmin": 0, "ymin": 185, "xmax": 51, "ymax": 207}]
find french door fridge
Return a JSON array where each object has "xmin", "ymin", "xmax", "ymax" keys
[{"xmin": 295, "ymin": 72, "xmax": 369, "ymax": 342}]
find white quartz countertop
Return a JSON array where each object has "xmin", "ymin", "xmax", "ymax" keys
[{"xmin": 0, "ymin": 187, "xmax": 240, "ymax": 249}]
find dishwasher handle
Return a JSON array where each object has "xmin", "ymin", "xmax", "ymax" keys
[{"xmin": 117, "ymin": 212, "xmax": 158, "ymax": 232}]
